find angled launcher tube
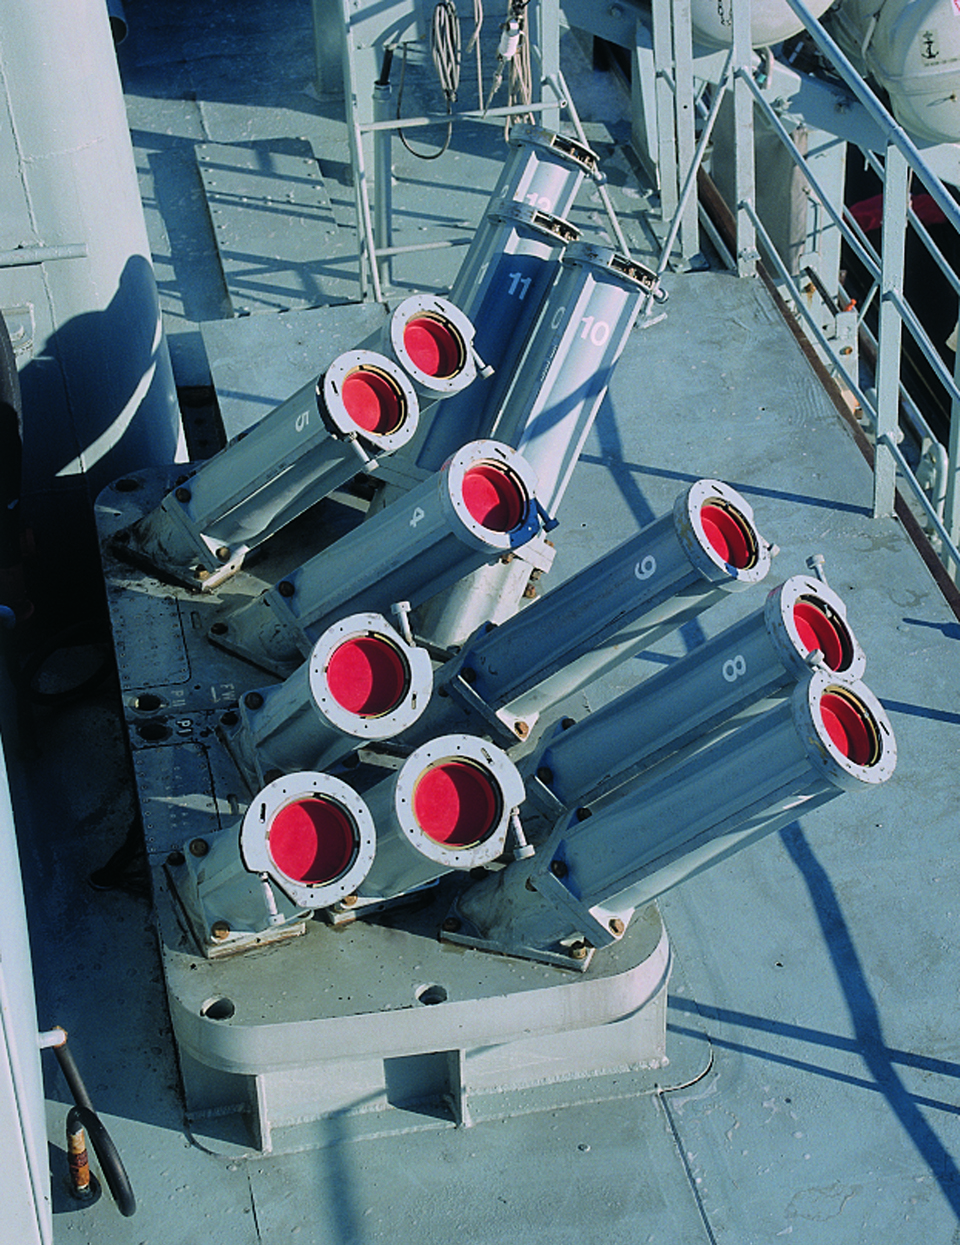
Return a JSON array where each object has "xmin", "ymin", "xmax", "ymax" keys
[
  {"xmin": 449, "ymin": 672, "xmax": 897, "ymax": 970},
  {"xmin": 491, "ymin": 240, "xmax": 661, "ymax": 517},
  {"xmin": 422, "ymin": 479, "xmax": 774, "ymax": 744},
  {"xmin": 523, "ymin": 573, "xmax": 866, "ymax": 816},
  {"xmin": 211, "ymin": 439, "xmax": 552, "ymax": 676},
  {"xmin": 412, "ymin": 202, "xmax": 580, "ymax": 478},
  {"xmin": 167, "ymin": 772, "xmax": 376, "ymax": 957},
  {"xmin": 483, "ymin": 123, "xmax": 599, "ymax": 222},
  {"xmin": 352, "ymin": 734, "xmax": 525, "ymax": 906},
  {"xmin": 224, "ymin": 612, "xmax": 434, "ymax": 790},
  {"xmin": 120, "ymin": 349, "xmax": 419, "ymax": 589},
  {"xmin": 418, "ymin": 240, "xmax": 662, "ymax": 650}
]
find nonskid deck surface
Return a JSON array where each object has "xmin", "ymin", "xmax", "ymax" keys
[{"xmin": 8, "ymin": 2, "xmax": 960, "ymax": 1242}]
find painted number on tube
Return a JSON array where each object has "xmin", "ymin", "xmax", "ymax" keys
[
  {"xmin": 410, "ymin": 507, "xmax": 425, "ymax": 528},
  {"xmin": 634, "ymin": 555, "xmax": 656, "ymax": 580},
  {"xmin": 722, "ymin": 655, "xmax": 747, "ymax": 682},
  {"xmin": 507, "ymin": 272, "xmax": 532, "ymax": 300},
  {"xmin": 579, "ymin": 316, "xmax": 610, "ymax": 346}
]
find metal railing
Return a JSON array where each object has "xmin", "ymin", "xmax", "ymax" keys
[{"xmin": 650, "ymin": 0, "xmax": 960, "ymax": 577}]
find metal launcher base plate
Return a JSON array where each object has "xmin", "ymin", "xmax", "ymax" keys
[{"xmin": 96, "ymin": 467, "xmax": 672, "ymax": 1157}]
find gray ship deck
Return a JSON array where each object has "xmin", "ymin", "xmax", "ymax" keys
[{"xmin": 8, "ymin": 2, "xmax": 960, "ymax": 1241}]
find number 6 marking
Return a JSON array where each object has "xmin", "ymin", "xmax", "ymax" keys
[
  {"xmin": 722, "ymin": 655, "xmax": 747, "ymax": 682},
  {"xmin": 634, "ymin": 555, "xmax": 656, "ymax": 580}
]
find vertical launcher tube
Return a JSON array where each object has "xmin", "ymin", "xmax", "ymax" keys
[
  {"xmin": 524, "ymin": 574, "xmax": 867, "ymax": 813},
  {"xmin": 415, "ymin": 203, "xmax": 580, "ymax": 475},
  {"xmin": 492, "ymin": 242, "xmax": 661, "ymax": 516},
  {"xmin": 358, "ymin": 735, "xmax": 525, "ymax": 901},
  {"xmin": 123, "ymin": 350, "xmax": 419, "ymax": 588},
  {"xmin": 416, "ymin": 242, "xmax": 662, "ymax": 650},
  {"xmin": 226, "ymin": 612, "xmax": 434, "ymax": 789},
  {"xmin": 431, "ymin": 479, "xmax": 774, "ymax": 741},
  {"xmin": 213, "ymin": 439, "xmax": 551, "ymax": 676},
  {"xmin": 452, "ymin": 673, "xmax": 897, "ymax": 968}
]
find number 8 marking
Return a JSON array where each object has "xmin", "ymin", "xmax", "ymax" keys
[{"xmin": 722, "ymin": 655, "xmax": 747, "ymax": 682}]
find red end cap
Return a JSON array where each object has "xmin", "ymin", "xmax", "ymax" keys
[
  {"xmin": 793, "ymin": 599, "xmax": 848, "ymax": 670},
  {"xmin": 819, "ymin": 692, "xmax": 875, "ymax": 766},
  {"xmin": 268, "ymin": 798, "xmax": 356, "ymax": 884},
  {"xmin": 403, "ymin": 315, "xmax": 462, "ymax": 378},
  {"xmin": 413, "ymin": 760, "xmax": 500, "ymax": 847},
  {"xmin": 700, "ymin": 503, "xmax": 754, "ymax": 569},
  {"xmin": 462, "ymin": 463, "xmax": 526, "ymax": 532},
  {"xmin": 341, "ymin": 368, "xmax": 404, "ymax": 435},
  {"xmin": 325, "ymin": 636, "xmax": 408, "ymax": 717}
]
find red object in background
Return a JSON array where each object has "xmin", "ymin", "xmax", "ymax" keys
[{"xmin": 849, "ymin": 192, "xmax": 947, "ymax": 232}]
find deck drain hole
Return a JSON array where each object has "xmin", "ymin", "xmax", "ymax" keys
[
  {"xmin": 133, "ymin": 693, "xmax": 163, "ymax": 712},
  {"xmin": 200, "ymin": 997, "xmax": 236, "ymax": 1020},
  {"xmin": 416, "ymin": 984, "xmax": 448, "ymax": 1005},
  {"xmin": 136, "ymin": 720, "xmax": 170, "ymax": 742}
]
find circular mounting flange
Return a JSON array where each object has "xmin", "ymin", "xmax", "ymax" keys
[
  {"xmin": 307, "ymin": 612, "xmax": 433, "ymax": 740},
  {"xmin": 240, "ymin": 771, "xmax": 376, "ymax": 909},
  {"xmin": 442, "ymin": 439, "xmax": 543, "ymax": 554},
  {"xmin": 392, "ymin": 734, "xmax": 526, "ymax": 870},
  {"xmin": 675, "ymin": 478, "xmax": 774, "ymax": 591},
  {"xmin": 793, "ymin": 671, "xmax": 897, "ymax": 791},
  {"xmin": 388, "ymin": 295, "xmax": 478, "ymax": 397},
  {"xmin": 765, "ymin": 575, "xmax": 866, "ymax": 682},
  {"xmin": 318, "ymin": 349, "xmax": 420, "ymax": 451}
]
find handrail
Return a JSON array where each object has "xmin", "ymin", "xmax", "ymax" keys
[{"xmin": 651, "ymin": 0, "xmax": 960, "ymax": 580}]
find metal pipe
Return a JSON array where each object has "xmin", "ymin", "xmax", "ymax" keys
[
  {"xmin": 0, "ymin": 244, "xmax": 87, "ymax": 268},
  {"xmin": 357, "ymin": 96, "xmax": 567, "ymax": 134},
  {"xmin": 373, "ymin": 81, "xmax": 393, "ymax": 290},
  {"xmin": 545, "ymin": 70, "xmax": 632, "ymax": 258}
]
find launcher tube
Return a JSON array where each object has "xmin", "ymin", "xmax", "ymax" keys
[
  {"xmin": 416, "ymin": 203, "xmax": 579, "ymax": 474},
  {"xmin": 492, "ymin": 241, "xmax": 660, "ymax": 516},
  {"xmin": 454, "ymin": 673, "xmax": 896, "ymax": 965},
  {"xmin": 525, "ymin": 574, "xmax": 866, "ymax": 811},
  {"xmin": 435, "ymin": 479, "xmax": 773, "ymax": 738},
  {"xmin": 359, "ymin": 734, "xmax": 525, "ymax": 900},
  {"xmin": 227, "ymin": 612, "xmax": 433, "ymax": 789},
  {"xmin": 214, "ymin": 439, "xmax": 548, "ymax": 675},
  {"xmin": 125, "ymin": 350, "xmax": 419, "ymax": 588}
]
